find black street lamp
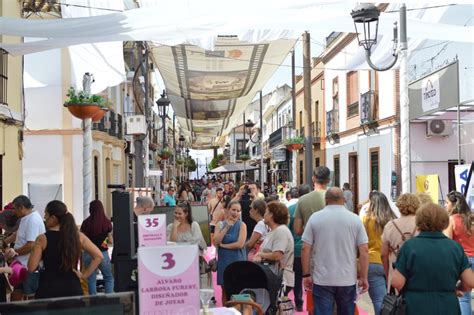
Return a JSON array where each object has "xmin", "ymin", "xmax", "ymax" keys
[
  {"xmin": 244, "ymin": 119, "xmax": 261, "ymax": 144},
  {"xmin": 156, "ymin": 90, "xmax": 170, "ymax": 147},
  {"xmin": 351, "ymin": 3, "xmax": 411, "ymax": 193},
  {"xmin": 351, "ymin": 3, "xmax": 399, "ymax": 71}
]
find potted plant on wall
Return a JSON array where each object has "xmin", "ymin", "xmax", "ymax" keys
[
  {"xmin": 285, "ymin": 136, "xmax": 305, "ymax": 151},
  {"xmin": 158, "ymin": 147, "xmax": 172, "ymax": 160},
  {"xmin": 239, "ymin": 153, "xmax": 250, "ymax": 161},
  {"xmin": 64, "ymin": 87, "xmax": 106, "ymax": 120}
]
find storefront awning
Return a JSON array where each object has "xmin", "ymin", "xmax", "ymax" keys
[{"xmin": 208, "ymin": 162, "xmax": 258, "ymax": 174}]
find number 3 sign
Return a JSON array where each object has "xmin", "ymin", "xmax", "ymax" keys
[
  {"xmin": 138, "ymin": 245, "xmax": 200, "ymax": 314},
  {"xmin": 138, "ymin": 214, "xmax": 166, "ymax": 247}
]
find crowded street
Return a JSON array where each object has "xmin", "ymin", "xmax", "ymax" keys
[{"xmin": 0, "ymin": 1, "xmax": 473, "ymax": 315}]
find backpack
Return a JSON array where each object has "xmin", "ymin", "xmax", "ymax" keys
[{"xmin": 390, "ymin": 220, "xmax": 417, "ymax": 257}]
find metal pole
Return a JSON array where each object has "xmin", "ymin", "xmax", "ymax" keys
[
  {"xmin": 243, "ymin": 112, "xmax": 246, "ymax": 180},
  {"xmin": 144, "ymin": 44, "xmax": 150, "ymax": 189},
  {"xmin": 303, "ymin": 31, "xmax": 313, "ymax": 186},
  {"xmin": 291, "ymin": 49, "xmax": 296, "ymax": 130},
  {"xmin": 260, "ymin": 91, "xmax": 264, "ymax": 192},
  {"xmin": 399, "ymin": 4, "xmax": 410, "ymax": 193},
  {"xmin": 83, "ymin": 118, "xmax": 92, "ymax": 219},
  {"xmin": 458, "ymin": 102, "xmax": 461, "ymax": 165},
  {"xmin": 173, "ymin": 113, "xmax": 176, "ymax": 177}
]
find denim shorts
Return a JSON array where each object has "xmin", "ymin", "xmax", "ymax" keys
[{"xmin": 15, "ymin": 272, "xmax": 40, "ymax": 296}]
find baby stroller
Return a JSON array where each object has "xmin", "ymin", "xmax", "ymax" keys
[{"xmin": 223, "ymin": 261, "xmax": 282, "ymax": 315}]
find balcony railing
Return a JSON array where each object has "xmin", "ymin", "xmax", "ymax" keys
[
  {"xmin": 92, "ymin": 111, "xmax": 124, "ymax": 140},
  {"xmin": 326, "ymin": 109, "xmax": 339, "ymax": 134},
  {"xmin": 312, "ymin": 121, "xmax": 321, "ymax": 143},
  {"xmin": 0, "ymin": 50, "xmax": 7, "ymax": 105},
  {"xmin": 268, "ymin": 126, "xmax": 290, "ymax": 148}
]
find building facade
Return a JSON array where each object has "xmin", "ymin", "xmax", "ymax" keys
[
  {"xmin": 322, "ymin": 33, "xmax": 399, "ymax": 206},
  {"xmin": 0, "ymin": 2, "xmax": 23, "ymax": 207}
]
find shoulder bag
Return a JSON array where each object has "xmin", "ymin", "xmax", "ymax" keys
[{"xmin": 380, "ymin": 271, "xmax": 406, "ymax": 315}]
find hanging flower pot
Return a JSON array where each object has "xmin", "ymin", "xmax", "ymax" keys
[
  {"xmin": 64, "ymin": 87, "xmax": 105, "ymax": 120},
  {"xmin": 158, "ymin": 148, "xmax": 172, "ymax": 160},
  {"xmin": 285, "ymin": 136, "xmax": 305, "ymax": 151},
  {"xmin": 239, "ymin": 154, "xmax": 250, "ymax": 161},
  {"xmin": 286, "ymin": 143, "xmax": 304, "ymax": 151},
  {"xmin": 64, "ymin": 104, "xmax": 102, "ymax": 120},
  {"xmin": 91, "ymin": 108, "xmax": 107, "ymax": 122}
]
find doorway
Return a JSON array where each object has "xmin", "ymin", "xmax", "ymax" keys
[{"xmin": 349, "ymin": 153, "xmax": 359, "ymax": 207}]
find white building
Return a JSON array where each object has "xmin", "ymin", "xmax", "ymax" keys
[{"xmin": 323, "ymin": 33, "xmax": 399, "ymax": 205}]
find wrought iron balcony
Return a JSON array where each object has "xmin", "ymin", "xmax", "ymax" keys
[
  {"xmin": 268, "ymin": 126, "xmax": 290, "ymax": 148},
  {"xmin": 92, "ymin": 111, "xmax": 124, "ymax": 140},
  {"xmin": 312, "ymin": 121, "xmax": 321, "ymax": 143}
]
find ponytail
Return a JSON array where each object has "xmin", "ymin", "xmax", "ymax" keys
[
  {"xmin": 58, "ymin": 212, "xmax": 81, "ymax": 271},
  {"xmin": 45, "ymin": 200, "xmax": 81, "ymax": 271}
]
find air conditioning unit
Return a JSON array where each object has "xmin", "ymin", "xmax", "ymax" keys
[
  {"xmin": 426, "ymin": 119, "xmax": 453, "ymax": 136},
  {"xmin": 126, "ymin": 115, "xmax": 147, "ymax": 135}
]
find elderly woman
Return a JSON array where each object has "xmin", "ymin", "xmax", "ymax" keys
[
  {"xmin": 381, "ymin": 193, "xmax": 420, "ymax": 278},
  {"xmin": 253, "ymin": 201, "xmax": 294, "ymax": 288},
  {"xmin": 214, "ymin": 201, "xmax": 247, "ymax": 304},
  {"xmin": 392, "ymin": 203, "xmax": 474, "ymax": 315},
  {"xmin": 444, "ymin": 191, "xmax": 474, "ymax": 315},
  {"xmin": 166, "ymin": 201, "xmax": 207, "ymax": 253}
]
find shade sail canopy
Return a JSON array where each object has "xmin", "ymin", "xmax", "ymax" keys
[
  {"xmin": 1, "ymin": 1, "xmax": 472, "ymax": 148},
  {"xmin": 152, "ymin": 37, "xmax": 296, "ymax": 147},
  {"xmin": 209, "ymin": 163, "xmax": 259, "ymax": 174}
]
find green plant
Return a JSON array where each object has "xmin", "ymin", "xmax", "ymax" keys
[
  {"xmin": 176, "ymin": 158, "xmax": 184, "ymax": 165},
  {"xmin": 65, "ymin": 87, "xmax": 106, "ymax": 107},
  {"xmin": 158, "ymin": 147, "xmax": 172, "ymax": 158},
  {"xmin": 239, "ymin": 154, "xmax": 250, "ymax": 161},
  {"xmin": 209, "ymin": 154, "xmax": 225, "ymax": 170},
  {"xmin": 285, "ymin": 136, "xmax": 305, "ymax": 145},
  {"xmin": 184, "ymin": 156, "xmax": 197, "ymax": 172}
]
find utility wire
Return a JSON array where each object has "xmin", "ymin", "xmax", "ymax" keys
[
  {"xmin": 385, "ymin": 4, "xmax": 458, "ymax": 13},
  {"xmin": 54, "ymin": 1, "xmax": 123, "ymax": 12}
]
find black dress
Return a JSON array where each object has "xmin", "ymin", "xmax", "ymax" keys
[{"xmin": 35, "ymin": 231, "xmax": 83, "ymax": 299}]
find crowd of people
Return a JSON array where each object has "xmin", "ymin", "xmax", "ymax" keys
[
  {"xmin": 163, "ymin": 166, "xmax": 474, "ymax": 315},
  {"xmin": 0, "ymin": 165, "xmax": 472, "ymax": 315}
]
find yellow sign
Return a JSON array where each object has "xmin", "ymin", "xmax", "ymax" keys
[{"xmin": 416, "ymin": 174, "xmax": 439, "ymax": 203}]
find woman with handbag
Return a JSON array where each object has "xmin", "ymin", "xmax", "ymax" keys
[
  {"xmin": 253, "ymin": 201, "xmax": 294, "ymax": 290},
  {"xmin": 361, "ymin": 192, "xmax": 396, "ymax": 315},
  {"xmin": 443, "ymin": 191, "xmax": 474, "ymax": 315},
  {"xmin": 391, "ymin": 203, "xmax": 474, "ymax": 315}
]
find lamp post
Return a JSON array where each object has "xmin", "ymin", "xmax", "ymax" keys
[
  {"xmin": 156, "ymin": 90, "xmax": 170, "ymax": 188},
  {"xmin": 179, "ymin": 135, "xmax": 185, "ymax": 182},
  {"xmin": 351, "ymin": 3, "xmax": 410, "ymax": 194},
  {"xmin": 185, "ymin": 147, "xmax": 190, "ymax": 180},
  {"xmin": 244, "ymin": 118, "xmax": 263, "ymax": 188}
]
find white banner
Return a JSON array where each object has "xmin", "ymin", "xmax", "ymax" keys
[{"xmin": 455, "ymin": 164, "xmax": 471, "ymax": 195}]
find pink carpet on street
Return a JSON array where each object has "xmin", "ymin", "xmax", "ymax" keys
[{"xmin": 205, "ymin": 246, "xmax": 369, "ymax": 315}]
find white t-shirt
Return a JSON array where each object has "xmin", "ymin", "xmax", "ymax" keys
[
  {"xmin": 14, "ymin": 211, "xmax": 46, "ymax": 265},
  {"xmin": 253, "ymin": 220, "xmax": 269, "ymax": 242}
]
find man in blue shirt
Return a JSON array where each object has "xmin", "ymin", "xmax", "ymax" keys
[{"xmin": 163, "ymin": 187, "xmax": 176, "ymax": 206}]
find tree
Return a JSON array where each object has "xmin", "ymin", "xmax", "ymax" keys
[
  {"xmin": 184, "ymin": 156, "xmax": 197, "ymax": 172},
  {"xmin": 209, "ymin": 154, "xmax": 224, "ymax": 170}
]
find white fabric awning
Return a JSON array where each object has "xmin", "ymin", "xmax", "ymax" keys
[
  {"xmin": 2, "ymin": 1, "xmax": 472, "ymax": 147},
  {"xmin": 152, "ymin": 37, "xmax": 296, "ymax": 146},
  {"xmin": 0, "ymin": 3, "xmax": 473, "ymax": 56}
]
